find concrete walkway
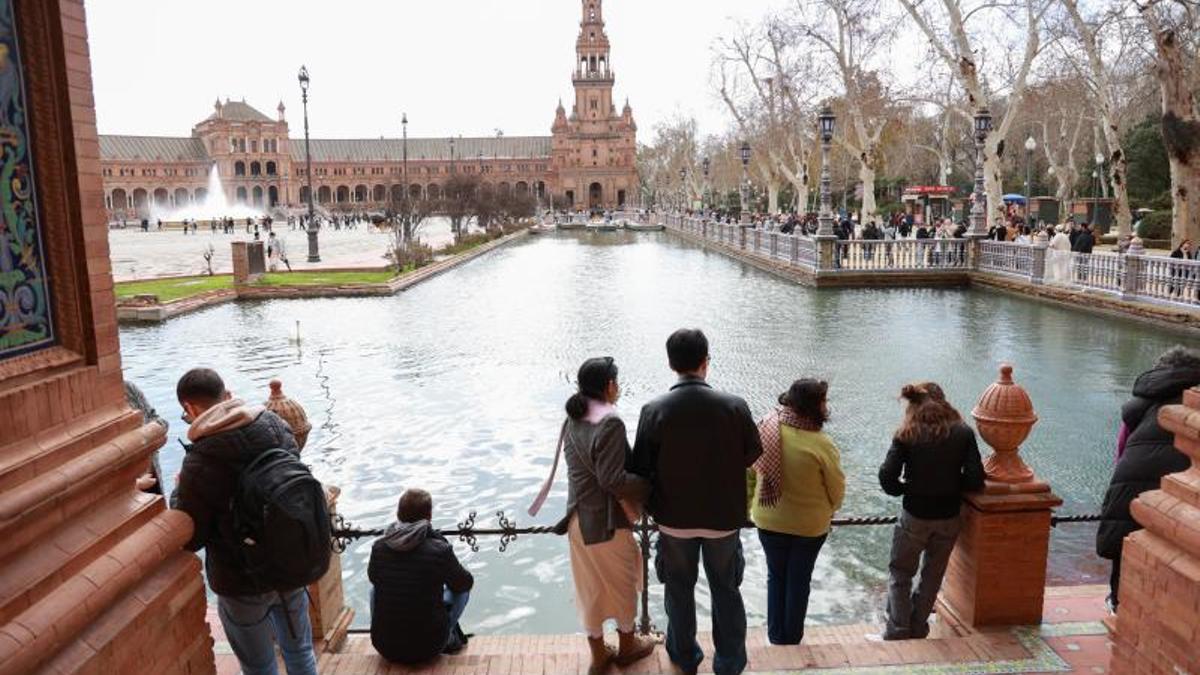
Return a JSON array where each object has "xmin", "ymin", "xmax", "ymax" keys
[{"xmin": 210, "ymin": 585, "xmax": 1112, "ymax": 674}]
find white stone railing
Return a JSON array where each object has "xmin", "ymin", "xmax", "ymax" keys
[
  {"xmin": 649, "ymin": 213, "xmax": 1200, "ymax": 311},
  {"xmin": 979, "ymin": 241, "xmax": 1035, "ymax": 278},
  {"xmin": 833, "ymin": 239, "xmax": 970, "ymax": 272}
]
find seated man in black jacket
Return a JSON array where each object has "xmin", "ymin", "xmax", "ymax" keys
[{"xmin": 369, "ymin": 489, "xmax": 474, "ymax": 665}]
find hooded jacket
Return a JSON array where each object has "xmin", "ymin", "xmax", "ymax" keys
[
  {"xmin": 368, "ymin": 520, "xmax": 474, "ymax": 665},
  {"xmin": 173, "ymin": 399, "xmax": 299, "ymax": 596},
  {"xmin": 1096, "ymin": 363, "xmax": 1200, "ymax": 559}
]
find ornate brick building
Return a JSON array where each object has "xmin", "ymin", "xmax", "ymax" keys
[{"xmin": 98, "ymin": 0, "xmax": 637, "ymax": 220}]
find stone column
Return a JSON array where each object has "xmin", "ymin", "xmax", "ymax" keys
[
  {"xmin": 940, "ymin": 364, "xmax": 1063, "ymax": 627},
  {"xmin": 1029, "ymin": 236, "xmax": 1048, "ymax": 284},
  {"xmin": 1109, "ymin": 388, "xmax": 1200, "ymax": 672},
  {"xmin": 1121, "ymin": 236, "xmax": 1144, "ymax": 300}
]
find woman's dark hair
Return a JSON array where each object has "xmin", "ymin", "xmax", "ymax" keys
[
  {"xmin": 779, "ymin": 379, "xmax": 829, "ymax": 428},
  {"xmin": 666, "ymin": 328, "xmax": 708, "ymax": 373},
  {"xmin": 565, "ymin": 357, "xmax": 619, "ymax": 420}
]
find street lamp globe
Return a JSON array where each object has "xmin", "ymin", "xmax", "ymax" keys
[
  {"xmin": 1092, "ymin": 170, "xmax": 1099, "ymax": 178},
  {"xmin": 1095, "ymin": 152, "xmax": 1105, "ymax": 165},
  {"xmin": 944, "ymin": 166, "xmax": 952, "ymax": 176},
  {"xmin": 818, "ymin": 106, "xmax": 836, "ymax": 142},
  {"xmin": 298, "ymin": 66, "xmax": 309, "ymax": 92},
  {"xmin": 1025, "ymin": 136, "xmax": 1037, "ymax": 152}
]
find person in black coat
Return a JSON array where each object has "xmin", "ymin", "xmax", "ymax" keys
[
  {"xmin": 877, "ymin": 382, "xmax": 985, "ymax": 640},
  {"xmin": 630, "ymin": 329, "xmax": 762, "ymax": 675},
  {"xmin": 369, "ymin": 489, "xmax": 474, "ymax": 665},
  {"xmin": 1072, "ymin": 223, "xmax": 1095, "ymax": 253},
  {"xmin": 1097, "ymin": 347, "xmax": 1200, "ymax": 609}
]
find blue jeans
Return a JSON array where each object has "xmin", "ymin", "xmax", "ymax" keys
[
  {"xmin": 655, "ymin": 532, "xmax": 747, "ymax": 675},
  {"xmin": 757, "ymin": 529, "xmax": 827, "ymax": 645},
  {"xmin": 217, "ymin": 588, "xmax": 317, "ymax": 675}
]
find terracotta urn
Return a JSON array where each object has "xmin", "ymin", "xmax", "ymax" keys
[
  {"xmin": 972, "ymin": 364, "xmax": 1046, "ymax": 491},
  {"xmin": 264, "ymin": 379, "xmax": 313, "ymax": 451}
]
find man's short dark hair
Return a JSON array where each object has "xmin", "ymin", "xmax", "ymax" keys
[
  {"xmin": 397, "ymin": 489, "xmax": 433, "ymax": 523},
  {"xmin": 666, "ymin": 329, "xmax": 709, "ymax": 373},
  {"xmin": 176, "ymin": 368, "xmax": 226, "ymax": 405}
]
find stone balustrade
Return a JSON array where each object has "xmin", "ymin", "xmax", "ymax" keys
[{"xmin": 658, "ymin": 214, "xmax": 1200, "ymax": 312}]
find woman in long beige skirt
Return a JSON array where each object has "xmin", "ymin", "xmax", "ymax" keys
[{"xmin": 529, "ymin": 357, "xmax": 656, "ymax": 674}]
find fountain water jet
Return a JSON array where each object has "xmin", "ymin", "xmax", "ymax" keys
[{"xmin": 151, "ymin": 163, "xmax": 265, "ymax": 223}]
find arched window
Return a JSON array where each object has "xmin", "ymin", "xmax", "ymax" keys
[
  {"xmin": 354, "ymin": 185, "xmax": 368, "ymax": 202},
  {"xmin": 268, "ymin": 185, "xmax": 279, "ymax": 207},
  {"xmin": 235, "ymin": 186, "xmax": 248, "ymax": 204},
  {"xmin": 426, "ymin": 183, "xmax": 441, "ymax": 200},
  {"xmin": 318, "ymin": 186, "xmax": 332, "ymax": 203},
  {"xmin": 336, "ymin": 185, "xmax": 350, "ymax": 203},
  {"xmin": 195, "ymin": 187, "xmax": 208, "ymax": 202},
  {"xmin": 234, "ymin": 161, "xmax": 246, "ymax": 176},
  {"xmin": 174, "ymin": 188, "xmax": 189, "ymax": 205},
  {"xmin": 266, "ymin": 161, "xmax": 277, "ymax": 176},
  {"xmin": 153, "ymin": 188, "xmax": 169, "ymax": 208},
  {"xmin": 252, "ymin": 186, "xmax": 264, "ymax": 206},
  {"xmin": 111, "ymin": 188, "xmax": 127, "ymax": 211},
  {"xmin": 409, "ymin": 184, "xmax": 423, "ymax": 199},
  {"xmin": 250, "ymin": 161, "xmax": 262, "ymax": 176},
  {"xmin": 373, "ymin": 185, "xmax": 386, "ymax": 202},
  {"xmin": 300, "ymin": 186, "xmax": 312, "ymax": 204}
]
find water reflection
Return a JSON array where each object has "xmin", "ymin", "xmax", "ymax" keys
[{"xmin": 119, "ymin": 231, "xmax": 1197, "ymax": 634}]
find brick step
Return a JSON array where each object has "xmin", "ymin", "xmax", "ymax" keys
[
  {"xmin": 319, "ymin": 621, "xmax": 1033, "ymax": 674},
  {"xmin": 0, "ymin": 401, "xmax": 140, "ymax": 493},
  {"xmin": 0, "ymin": 489, "xmax": 162, "ymax": 625}
]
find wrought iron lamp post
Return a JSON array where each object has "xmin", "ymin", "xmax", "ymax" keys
[
  {"xmin": 401, "ymin": 113, "xmax": 408, "ymax": 201},
  {"xmin": 739, "ymin": 142, "xmax": 751, "ymax": 223},
  {"xmin": 450, "ymin": 137, "xmax": 456, "ymax": 173},
  {"xmin": 1093, "ymin": 151, "xmax": 1105, "ymax": 224},
  {"xmin": 679, "ymin": 167, "xmax": 687, "ymax": 212},
  {"xmin": 1024, "ymin": 135, "xmax": 1037, "ymax": 198},
  {"xmin": 968, "ymin": 108, "xmax": 992, "ymax": 238},
  {"xmin": 816, "ymin": 106, "xmax": 836, "ymax": 238},
  {"xmin": 702, "ymin": 156, "xmax": 711, "ymax": 212},
  {"xmin": 298, "ymin": 66, "xmax": 319, "ymax": 262}
]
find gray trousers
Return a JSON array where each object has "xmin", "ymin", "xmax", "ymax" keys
[{"xmin": 884, "ymin": 508, "xmax": 961, "ymax": 639}]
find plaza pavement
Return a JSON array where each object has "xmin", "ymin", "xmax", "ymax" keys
[{"xmin": 107, "ymin": 219, "xmax": 461, "ymax": 282}]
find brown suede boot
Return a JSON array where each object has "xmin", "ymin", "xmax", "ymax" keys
[
  {"xmin": 587, "ymin": 635, "xmax": 615, "ymax": 675},
  {"xmin": 614, "ymin": 630, "xmax": 656, "ymax": 667}
]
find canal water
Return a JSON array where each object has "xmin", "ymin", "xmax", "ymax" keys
[{"xmin": 119, "ymin": 231, "xmax": 1195, "ymax": 634}]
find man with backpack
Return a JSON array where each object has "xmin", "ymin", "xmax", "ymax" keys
[{"xmin": 174, "ymin": 368, "xmax": 328, "ymax": 675}]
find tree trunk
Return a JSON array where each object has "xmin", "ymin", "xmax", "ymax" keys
[
  {"xmin": 984, "ymin": 137, "xmax": 1005, "ymax": 228},
  {"xmin": 1149, "ymin": 26, "xmax": 1200, "ymax": 246},
  {"xmin": 859, "ymin": 163, "xmax": 878, "ymax": 222},
  {"xmin": 767, "ymin": 181, "xmax": 780, "ymax": 214}
]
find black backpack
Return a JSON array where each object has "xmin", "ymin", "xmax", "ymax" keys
[{"xmin": 232, "ymin": 448, "xmax": 332, "ymax": 591}]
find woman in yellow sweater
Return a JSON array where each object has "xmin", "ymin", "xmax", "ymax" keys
[{"xmin": 750, "ymin": 379, "xmax": 845, "ymax": 645}]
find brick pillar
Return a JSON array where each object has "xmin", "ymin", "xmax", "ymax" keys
[
  {"xmin": 308, "ymin": 487, "xmax": 354, "ymax": 653},
  {"xmin": 0, "ymin": 2, "xmax": 212, "ymax": 674},
  {"xmin": 1109, "ymin": 388, "xmax": 1200, "ymax": 673},
  {"xmin": 939, "ymin": 365, "xmax": 1063, "ymax": 627}
]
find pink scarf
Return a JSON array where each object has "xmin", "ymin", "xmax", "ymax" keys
[{"xmin": 753, "ymin": 407, "xmax": 821, "ymax": 508}]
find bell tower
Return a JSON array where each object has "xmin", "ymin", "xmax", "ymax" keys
[
  {"xmin": 574, "ymin": 0, "xmax": 614, "ymax": 123},
  {"xmin": 550, "ymin": 0, "xmax": 638, "ymax": 211}
]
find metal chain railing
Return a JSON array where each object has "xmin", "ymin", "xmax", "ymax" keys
[{"xmin": 330, "ymin": 509, "xmax": 1101, "ymax": 636}]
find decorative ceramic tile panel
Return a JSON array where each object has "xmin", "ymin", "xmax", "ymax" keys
[{"xmin": 0, "ymin": 0, "xmax": 54, "ymax": 359}]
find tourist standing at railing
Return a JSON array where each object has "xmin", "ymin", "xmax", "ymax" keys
[
  {"xmin": 1072, "ymin": 223, "xmax": 1095, "ymax": 253},
  {"xmin": 1097, "ymin": 346, "xmax": 1200, "ymax": 611},
  {"xmin": 529, "ymin": 357, "xmax": 656, "ymax": 675},
  {"xmin": 878, "ymin": 383, "xmax": 985, "ymax": 641},
  {"xmin": 1046, "ymin": 225, "xmax": 1073, "ymax": 285},
  {"xmin": 748, "ymin": 379, "xmax": 844, "ymax": 645},
  {"xmin": 630, "ymin": 329, "xmax": 763, "ymax": 675}
]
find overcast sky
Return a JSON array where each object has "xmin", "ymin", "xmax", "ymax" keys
[{"xmin": 87, "ymin": 0, "xmax": 788, "ymax": 141}]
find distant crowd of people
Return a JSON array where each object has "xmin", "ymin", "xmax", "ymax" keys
[{"xmin": 126, "ymin": 328, "xmax": 1198, "ymax": 675}]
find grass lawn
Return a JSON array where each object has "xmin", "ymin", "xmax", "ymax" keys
[
  {"xmin": 115, "ymin": 275, "xmax": 234, "ymax": 302},
  {"xmin": 255, "ymin": 270, "xmax": 396, "ymax": 286}
]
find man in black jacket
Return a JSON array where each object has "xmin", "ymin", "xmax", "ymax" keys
[
  {"xmin": 369, "ymin": 489, "xmax": 474, "ymax": 665},
  {"xmin": 1097, "ymin": 347, "xmax": 1200, "ymax": 609},
  {"xmin": 173, "ymin": 368, "xmax": 317, "ymax": 675},
  {"xmin": 631, "ymin": 329, "xmax": 762, "ymax": 675}
]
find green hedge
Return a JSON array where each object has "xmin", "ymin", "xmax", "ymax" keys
[{"xmin": 1137, "ymin": 211, "xmax": 1172, "ymax": 241}]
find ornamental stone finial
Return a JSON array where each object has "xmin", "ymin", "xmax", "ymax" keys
[
  {"xmin": 971, "ymin": 363, "xmax": 1049, "ymax": 492},
  {"xmin": 264, "ymin": 379, "xmax": 313, "ymax": 450}
]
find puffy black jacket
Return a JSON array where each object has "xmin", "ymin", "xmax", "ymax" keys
[
  {"xmin": 878, "ymin": 422, "xmax": 986, "ymax": 520},
  {"xmin": 630, "ymin": 377, "xmax": 763, "ymax": 531},
  {"xmin": 174, "ymin": 409, "xmax": 299, "ymax": 596},
  {"xmin": 1096, "ymin": 363, "xmax": 1199, "ymax": 559},
  {"xmin": 369, "ymin": 521, "xmax": 473, "ymax": 665}
]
